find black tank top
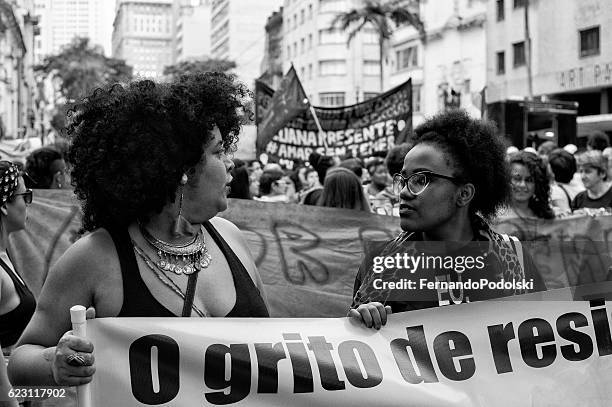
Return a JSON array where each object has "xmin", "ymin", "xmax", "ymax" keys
[
  {"xmin": 0, "ymin": 255, "xmax": 36, "ymax": 347},
  {"xmin": 112, "ymin": 222, "xmax": 269, "ymax": 317}
]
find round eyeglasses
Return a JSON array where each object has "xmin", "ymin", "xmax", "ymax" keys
[{"xmin": 392, "ymin": 172, "xmax": 460, "ymax": 196}]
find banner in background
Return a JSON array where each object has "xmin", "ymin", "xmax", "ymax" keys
[
  {"xmin": 10, "ymin": 190, "xmax": 612, "ymax": 317},
  {"xmin": 89, "ymin": 300, "xmax": 612, "ymax": 406},
  {"xmin": 255, "ymin": 78, "xmax": 413, "ymax": 163}
]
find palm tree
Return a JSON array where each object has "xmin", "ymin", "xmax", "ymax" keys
[{"xmin": 332, "ymin": 0, "xmax": 425, "ymax": 92}]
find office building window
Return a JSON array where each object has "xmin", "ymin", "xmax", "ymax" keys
[
  {"xmin": 300, "ymin": 9, "xmax": 304, "ymax": 24},
  {"xmin": 301, "ymin": 66, "xmax": 305, "ymax": 79},
  {"xmin": 363, "ymin": 60, "xmax": 380, "ymax": 76},
  {"xmin": 513, "ymin": 41, "xmax": 525, "ymax": 67},
  {"xmin": 319, "ymin": 92, "xmax": 345, "ymax": 107},
  {"xmin": 287, "ymin": 46, "xmax": 291, "ymax": 58},
  {"xmin": 300, "ymin": 38, "xmax": 305, "ymax": 53},
  {"xmin": 319, "ymin": 60, "xmax": 346, "ymax": 75},
  {"xmin": 308, "ymin": 63, "xmax": 313, "ymax": 78},
  {"xmin": 396, "ymin": 46, "xmax": 418, "ymax": 71},
  {"xmin": 308, "ymin": 4, "xmax": 313, "ymax": 18},
  {"xmin": 362, "ymin": 27, "xmax": 378, "ymax": 44},
  {"xmin": 580, "ymin": 26, "xmax": 600, "ymax": 57},
  {"xmin": 496, "ymin": 0, "xmax": 504, "ymax": 21},
  {"xmin": 513, "ymin": 0, "xmax": 525, "ymax": 8},
  {"xmin": 308, "ymin": 33, "xmax": 312, "ymax": 49},
  {"xmin": 319, "ymin": 28, "xmax": 345, "ymax": 44},
  {"xmin": 496, "ymin": 51, "xmax": 505, "ymax": 74}
]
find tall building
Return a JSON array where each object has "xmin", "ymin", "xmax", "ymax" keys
[
  {"xmin": 486, "ymin": 0, "xmax": 612, "ymax": 139},
  {"xmin": 174, "ymin": 0, "xmax": 211, "ymax": 63},
  {"xmin": 389, "ymin": 0, "xmax": 487, "ymax": 127},
  {"xmin": 33, "ymin": 0, "xmax": 114, "ymax": 63},
  {"xmin": 112, "ymin": 0, "xmax": 174, "ymax": 78},
  {"xmin": 0, "ymin": 0, "xmax": 39, "ymax": 139},
  {"xmin": 259, "ymin": 7, "xmax": 283, "ymax": 89},
  {"xmin": 210, "ymin": 0, "xmax": 283, "ymax": 88},
  {"xmin": 281, "ymin": 0, "xmax": 381, "ymax": 106}
]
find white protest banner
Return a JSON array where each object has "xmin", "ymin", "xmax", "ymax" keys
[{"xmin": 89, "ymin": 300, "xmax": 612, "ymax": 406}]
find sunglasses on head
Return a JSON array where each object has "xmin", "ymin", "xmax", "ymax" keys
[{"xmin": 11, "ymin": 189, "xmax": 33, "ymax": 205}]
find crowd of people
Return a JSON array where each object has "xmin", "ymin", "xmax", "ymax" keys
[{"xmin": 0, "ymin": 71, "xmax": 609, "ymax": 396}]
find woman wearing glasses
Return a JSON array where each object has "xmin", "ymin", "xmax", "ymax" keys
[
  {"xmin": 0, "ymin": 162, "xmax": 33, "ymax": 406},
  {"xmin": 349, "ymin": 110, "xmax": 546, "ymax": 328},
  {"xmin": 9, "ymin": 73, "xmax": 269, "ymax": 387}
]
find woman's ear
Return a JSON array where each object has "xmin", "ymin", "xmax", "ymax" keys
[{"xmin": 457, "ymin": 183, "xmax": 476, "ymax": 207}]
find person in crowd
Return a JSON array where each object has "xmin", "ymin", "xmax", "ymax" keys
[
  {"xmin": 247, "ymin": 160, "xmax": 263, "ymax": 198},
  {"xmin": 505, "ymin": 152, "xmax": 555, "ymax": 219},
  {"xmin": 536, "ymin": 140, "xmax": 557, "ymax": 159},
  {"xmin": 338, "ymin": 158, "xmax": 364, "ymax": 179},
  {"xmin": 8, "ymin": 73, "xmax": 269, "ymax": 386},
  {"xmin": 563, "ymin": 143, "xmax": 578, "ymax": 155},
  {"xmin": 572, "ymin": 150, "xmax": 612, "ymax": 211},
  {"xmin": 0, "ymin": 162, "xmax": 33, "ymax": 407},
  {"xmin": 548, "ymin": 148, "xmax": 583, "ymax": 214},
  {"xmin": 300, "ymin": 168, "xmax": 323, "ymax": 205},
  {"xmin": 227, "ymin": 164, "xmax": 252, "ymax": 200},
  {"xmin": 24, "ymin": 147, "xmax": 69, "ymax": 189},
  {"xmin": 364, "ymin": 157, "xmax": 395, "ymax": 215},
  {"xmin": 587, "ymin": 131, "xmax": 610, "ymax": 152},
  {"xmin": 303, "ymin": 152, "xmax": 334, "ymax": 206},
  {"xmin": 523, "ymin": 146, "xmax": 537, "ymax": 155},
  {"xmin": 349, "ymin": 110, "xmax": 546, "ymax": 328},
  {"xmin": 254, "ymin": 169, "xmax": 290, "ymax": 203},
  {"xmin": 602, "ymin": 147, "xmax": 612, "ymax": 180},
  {"xmin": 317, "ymin": 167, "xmax": 371, "ymax": 212},
  {"xmin": 506, "ymin": 146, "xmax": 519, "ymax": 159},
  {"xmin": 294, "ymin": 165, "xmax": 308, "ymax": 192}
]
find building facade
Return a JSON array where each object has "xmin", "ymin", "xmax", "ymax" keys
[
  {"xmin": 281, "ymin": 0, "xmax": 381, "ymax": 106},
  {"xmin": 33, "ymin": 0, "xmax": 113, "ymax": 63},
  {"xmin": 0, "ymin": 0, "xmax": 38, "ymax": 139},
  {"xmin": 112, "ymin": 0, "xmax": 173, "ymax": 78},
  {"xmin": 259, "ymin": 7, "xmax": 283, "ymax": 89},
  {"xmin": 210, "ymin": 0, "xmax": 283, "ymax": 88},
  {"xmin": 173, "ymin": 0, "xmax": 211, "ymax": 63},
  {"xmin": 486, "ymin": 0, "xmax": 612, "ymax": 137},
  {"xmin": 389, "ymin": 0, "xmax": 487, "ymax": 127}
]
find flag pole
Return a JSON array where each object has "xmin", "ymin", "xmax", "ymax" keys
[{"xmin": 304, "ymin": 98, "xmax": 331, "ymax": 154}]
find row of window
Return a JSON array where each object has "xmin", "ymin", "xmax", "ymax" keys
[
  {"xmin": 495, "ymin": 0, "xmax": 526, "ymax": 22},
  {"xmin": 286, "ymin": 3, "xmax": 313, "ymax": 31},
  {"xmin": 496, "ymin": 26, "xmax": 601, "ymax": 75},
  {"xmin": 293, "ymin": 59, "xmax": 381, "ymax": 80},
  {"xmin": 129, "ymin": 16, "xmax": 171, "ymax": 34},
  {"xmin": 317, "ymin": 85, "xmax": 421, "ymax": 110},
  {"xmin": 286, "ymin": 28, "xmax": 378, "ymax": 59}
]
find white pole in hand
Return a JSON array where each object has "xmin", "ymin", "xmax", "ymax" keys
[{"xmin": 70, "ymin": 305, "xmax": 92, "ymax": 407}]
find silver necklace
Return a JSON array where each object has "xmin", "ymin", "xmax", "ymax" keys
[
  {"xmin": 138, "ymin": 222, "xmax": 212, "ymax": 274},
  {"xmin": 132, "ymin": 241, "xmax": 208, "ymax": 317}
]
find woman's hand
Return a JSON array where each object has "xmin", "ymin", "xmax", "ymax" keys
[
  {"xmin": 348, "ymin": 302, "xmax": 392, "ymax": 330},
  {"xmin": 51, "ymin": 306, "xmax": 96, "ymax": 386}
]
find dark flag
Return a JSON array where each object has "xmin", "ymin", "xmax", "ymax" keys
[{"xmin": 256, "ymin": 66, "xmax": 309, "ymax": 153}]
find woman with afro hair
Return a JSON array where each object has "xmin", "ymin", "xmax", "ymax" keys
[
  {"xmin": 349, "ymin": 110, "xmax": 546, "ymax": 328},
  {"xmin": 506, "ymin": 151, "xmax": 555, "ymax": 220},
  {"xmin": 9, "ymin": 73, "xmax": 269, "ymax": 386}
]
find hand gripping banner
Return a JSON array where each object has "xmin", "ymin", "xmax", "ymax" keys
[{"xmin": 88, "ymin": 300, "xmax": 612, "ymax": 406}]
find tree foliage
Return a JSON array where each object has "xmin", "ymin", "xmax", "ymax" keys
[
  {"xmin": 163, "ymin": 57, "xmax": 236, "ymax": 78},
  {"xmin": 332, "ymin": 0, "xmax": 425, "ymax": 90},
  {"xmin": 35, "ymin": 37, "xmax": 133, "ymax": 103}
]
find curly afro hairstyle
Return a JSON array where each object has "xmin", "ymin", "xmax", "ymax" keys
[
  {"xmin": 413, "ymin": 109, "xmax": 511, "ymax": 222},
  {"xmin": 66, "ymin": 72, "xmax": 251, "ymax": 231},
  {"xmin": 508, "ymin": 151, "xmax": 555, "ymax": 219}
]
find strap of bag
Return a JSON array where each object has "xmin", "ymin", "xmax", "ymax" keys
[{"xmin": 558, "ymin": 184, "xmax": 573, "ymax": 211}]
